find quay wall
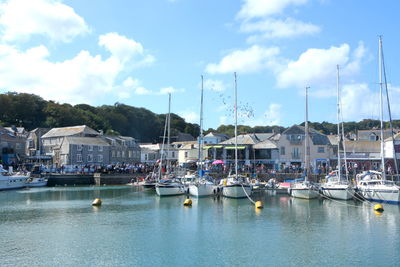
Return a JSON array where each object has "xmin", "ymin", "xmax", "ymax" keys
[{"xmin": 47, "ymin": 173, "xmax": 145, "ymax": 186}]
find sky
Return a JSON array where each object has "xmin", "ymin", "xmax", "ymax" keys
[{"xmin": 0, "ymin": 0, "xmax": 399, "ymax": 130}]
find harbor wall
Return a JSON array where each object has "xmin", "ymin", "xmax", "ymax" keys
[{"xmin": 47, "ymin": 173, "xmax": 145, "ymax": 186}]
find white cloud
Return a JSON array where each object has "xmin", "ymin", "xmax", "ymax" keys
[
  {"xmin": 340, "ymin": 83, "xmax": 400, "ymax": 121},
  {"xmin": 205, "ymin": 45, "xmax": 280, "ymax": 74},
  {"xmin": 237, "ymin": 0, "xmax": 308, "ymax": 20},
  {"xmin": 178, "ymin": 110, "xmax": 199, "ymax": 123},
  {"xmin": 241, "ymin": 17, "xmax": 320, "ymax": 42},
  {"xmin": 0, "ymin": 0, "xmax": 90, "ymax": 42},
  {"xmin": 340, "ymin": 83, "xmax": 379, "ymax": 121},
  {"xmin": 0, "ymin": 33, "xmax": 155, "ymax": 104},
  {"xmin": 264, "ymin": 103, "xmax": 283, "ymax": 125},
  {"xmin": 99, "ymin": 32, "xmax": 155, "ymax": 66},
  {"xmin": 159, "ymin": 86, "xmax": 185, "ymax": 95},
  {"xmin": 203, "ymin": 79, "xmax": 227, "ymax": 92},
  {"xmin": 219, "ymin": 116, "xmax": 228, "ymax": 125},
  {"xmin": 245, "ymin": 103, "xmax": 283, "ymax": 126},
  {"xmin": 276, "ymin": 43, "xmax": 366, "ymax": 89}
]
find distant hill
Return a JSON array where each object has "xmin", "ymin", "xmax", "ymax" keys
[{"xmin": 1, "ymin": 92, "xmax": 400, "ymax": 142}]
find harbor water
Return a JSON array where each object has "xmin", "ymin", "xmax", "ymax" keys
[{"xmin": 1, "ymin": 186, "xmax": 399, "ymax": 266}]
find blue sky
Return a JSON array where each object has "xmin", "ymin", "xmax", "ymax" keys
[{"xmin": 0, "ymin": 0, "xmax": 399, "ymax": 130}]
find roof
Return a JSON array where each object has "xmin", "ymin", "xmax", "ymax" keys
[
  {"xmin": 384, "ymin": 132, "xmax": 400, "ymax": 142},
  {"xmin": 221, "ymin": 134, "xmax": 258, "ymax": 145},
  {"xmin": 253, "ymin": 140, "xmax": 278, "ymax": 149},
  {"xmin": 283, "ymin": 125, "xmax": 330, "ymax": 145},
  {"xmin": 344, "ymin": 140, "xmax": 380, "ymax": 153},
  {"xmin": 42, "ymin": 125, "xmax": 99, "ymax": 138},
  {"xmin": 205, "ymin": 132, "xmax": 230, "ymax": 139},
  {"xmin": 64, "ymin": 136, "xmax": 110, "ymax": 146}
]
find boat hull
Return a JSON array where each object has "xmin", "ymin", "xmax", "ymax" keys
[
  {"xmin": 0, "ymin": 176, "xmax": 28, "ymax": 190},
  {"xmin": 290, "ymin": 188, "xmax": 319, "ymax": 199},
  {"xmin": 189, "ymin": 184, "xmax": 215, "ymax": 197},
  {"xmin": 26, "ymin": 178, "xmax": 48, "ymax": 187},
  {"xmin": 155, "ymin": 184, "xmax": 185, "ymax": 196},
  {"xmin": 357, "ymin": 188, "xmax": 400, "ymax": 204},
  {"xmin": 321, "ymin": 185, "xmax": 354, "ymax": 200},
  {"xmin": 222, "ymin": 184, "xmax": 252, "ymax": 198}
]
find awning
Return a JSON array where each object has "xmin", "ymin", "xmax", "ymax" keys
[
  {"xmin": 225, "ymin": 146, "xmax": 246, "ymax": 150},
  {"xmin": 204, "ymin": 145, "xmax": 223, "ymax": 149}
]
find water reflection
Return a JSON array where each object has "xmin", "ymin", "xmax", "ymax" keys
[{"xmin": 0, "ymin": 186, "xmax": 399, "ymax": 267}]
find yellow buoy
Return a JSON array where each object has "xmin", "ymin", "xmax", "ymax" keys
[
  {"xmin": 183, "ymin": 198, "xmax": 192, "ymax": 206},
  {"xmin": 374, "ymin": 210, "xmax": 383, "ymax": 216},
  {"xmin": 92, "ymin": 198, "xmax": 102, "ymax": 206},
  {"xmin": 373, "ymin": 204, "xmax": 384, "ymax": 212},
  {"xmin": 255, "ymin": 201, "xmax": 263, "ymax": 209},
  {"xmin": 223, "ymin": 179, "xmax": 227, "ymax": 186}
]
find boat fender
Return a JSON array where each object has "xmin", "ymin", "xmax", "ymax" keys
[
  {"xmin": 186, "ymin": 188, "xmax": 190, "ymax": 194},
  {"xmin": 183, "ymin": 198, "xmax": 192, "ymax": 206},
  {"xmin": 92, "ymin": 198, "xmax": 102, "ymax": 206},
  {"xmin": 373, "ymin": 204, "xmax": 384, "ymax": 213}
]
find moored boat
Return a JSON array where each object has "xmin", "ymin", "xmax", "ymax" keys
[{"xmin": 0, "ymin": 168, "xmax": 28, "ymax": 190}]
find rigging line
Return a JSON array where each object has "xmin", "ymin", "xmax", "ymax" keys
[
  {"xmin": 241, "ymin": 184, "xmax": 255, "ymax": 204},
  {"xmin": 381, "ymin": 40, "xmax": 399, "ymax": 178},
  {"xmin": 318, "ymin": 190, "xmax": 371, "ymax": 208}
]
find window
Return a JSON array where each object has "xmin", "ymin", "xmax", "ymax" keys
[
  {"xmin": 280, "ymin": 146, "xmax": 285, "ymax": 155},
  {"xmin": 77, "ymin": 154, "xmax": 82, "ymax": 162},
  {"xmin": 77, "ymin": 145, "xmax": 83, "ymax": 151},
  {"xmin": 98, "ymin": 155, "xmax": 103, "ymax": 162},
  {"xmin": 87, "ymin": 154, "xmax": 93, "ymax": 162},
  {"xmin": 88, "ymin": 145, "xmax": 93, "ymax": 151},
  {"xmin": 292, "ymin": 147, "xmax": 300, "ymax": 159},
  {"xmin": 98, "ymin": 146, "xmax": 103, "ymax": 152},
  {"xmin": 122, "ymin": 151, "xmax": 125, "ymax": 158},
  {"xmin": 122, "ymin": 140, "xmax": 126, "ymax": 146},
  {"xmin": 318, "ymin": 147, "xmax": 325, "ymax": 153},
  {"xmin": 117, "ymin": 151, "xmax": 121, "ymax": 157},
  {"xmin": 172, "ymin": 152, "xmax": 175, "ymax": 158},
  {"xmin": 185, "ymin": 152, "xmax": 188, "ymax": 158},
  {"xmin": 112, "ymin": 151, "xmax": 115, "ymax": 157}
]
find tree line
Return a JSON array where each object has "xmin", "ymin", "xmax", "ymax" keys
[{"xmin": 1, "ymin": 92, "xmax": 400, "ymax": 142}]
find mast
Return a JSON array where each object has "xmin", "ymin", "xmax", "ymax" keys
[
  {"xmin": 380, "ymin": 36, "xmax": 399, "ymax": 178},
  {"xmin": 378, "ymin": 36, "xmax": 386, "ymax": 179},
  {"xmin": 198, "ymin": 75, "xmax": 204, "ymax": 178},
  {"xmin": 234, "ymin": 72, "xmax": 238, "ymax": 180},
  {"xmin": 305, "ymin": 86, "xmax": 310, "ymax": 182},
  {"xmin": 158, "ymin": 96, "xmax": 169, "ymax": 181},
  {"xmin": 336, "ymin": 65, "xmax": 342, "ymax": 180},
  {"xmin": 166, "ymin": 93, "xmax": 171, "ymax": 174}
]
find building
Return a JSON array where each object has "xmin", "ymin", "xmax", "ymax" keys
[
  {"xmin": 42, "ymin": 125, "xmax": 100, "ymax": 158},
  {"xmin": 140, "ymin": 143, "xmax": 178, "ymax": 165},
  {"xmin": 26, "ymin": 128, "xmax": 50, "ymax": 156},
  {"xmin": 277, "ymin": 125, "xmax": 332, "ymax": 171},
  {"xmin": 0, "ymin": 126, "xmax": 26, "ymax": 166},
  {"xmin": 57, "ymin": 136, "xmax": 110, "ymax": 166},
  {"xmin": 203, "ymin": 132, "xmax": 229, "ymax": 144},
  {"xmin": 357, "ymin": 129, "xmax": 400, "ymax": 141},
  {"xmin": 103, "ymin": 135, "xmax": 141, "ymax": 164}
]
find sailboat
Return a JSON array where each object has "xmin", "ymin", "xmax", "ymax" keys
[
  {"xmin": 356, "ymin": 36, "xmax": 400, "ymax": 204},
  {"xmin": 321, "ymin": 65, "xmax": 354, "ymax": 200},
  {"xmin": 220, "ymin": 72, "xmax": 252, "ymax": 198},
  {"xmin": 189, "ymin": 75, "xmax": 216, "ymax": 197},
  {"xmin": 289, "ymin": 86, "xmax": 320, "ymax": 199},
  {"xmin": 155, "ymin": 93, "xmax": 186, "ymax": 196}
]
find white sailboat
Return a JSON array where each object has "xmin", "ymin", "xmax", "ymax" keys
[
  {"xmin": 0, "ymin": 167, "xmax": 28, "ymax": 190},
  {"xmin": 321, "ymin": 65, "xmax": 354, "ymax": 200},
  {"xmin": 156, "ymin": 93, "xmax": 185, "ymax": 196},
  {"xmin": 189, "ymin": 75, "xmax": 216, "ymax": 197},
  {"xmin": 356, "ymin": 37, "xmax": 400, "ymax": 204},
  {"xmin": 221, "ymin": 73, "xmax": 252, "ymax": 198},
  {"xmin": 290, "ymin": 86, "xmax": 319, "ymax": 199}
]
